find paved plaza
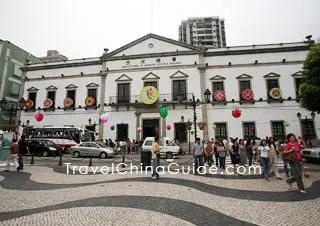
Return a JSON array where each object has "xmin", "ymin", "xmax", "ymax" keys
[{"xmin": 0, "ymin": 154, "xmax": 320, "ymax": 226}]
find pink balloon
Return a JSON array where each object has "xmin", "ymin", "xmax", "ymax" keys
[
  {"xmin": 137, "ymin": 127, "xmax": 142, "ymax": 132},
  {"xmin": 35, "ymin": 112, "xmax": 43, "ymax": 122},
  {"xmin": 100, "ymin": 118, "xmax": 108, "ymax": 124}
]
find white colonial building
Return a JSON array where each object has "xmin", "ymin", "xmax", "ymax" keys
[{"xmin": 19, "ymin": 34, "xmax": 319, "ymax": 144}]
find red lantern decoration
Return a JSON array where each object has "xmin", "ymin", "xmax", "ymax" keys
[
  {"xmin": 232, "ymin": 108, "xmax": 241, "ymax": 118},
  {"xmin": 241, "ymin": 89, "xmax": 254, "ymax": 101},
  {"xmin": 25, "ymin": 100, "xmax": 33, "ymax": 109},
  {"xmin": 213, "ymin": 90, "xmax": 225, "ymax": 102},
  {"xmin": 35, "ymin": 112, "xmax": 44, "ymax": 122},
  {"xmin": 167, "ymin": 125, "xmax": 171, "ymax": 130}
]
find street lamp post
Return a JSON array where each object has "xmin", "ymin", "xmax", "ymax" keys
[
  {"xmin": 0, "ymin": 98, "xmax": 25, "ymax": 127},
  {"xmin": 190, "ymin": 94, "xmax": 200, "ymax": 141},
  {"xmin": 297, "ymin": 112, "xmax": 316, "ymax": 146}
]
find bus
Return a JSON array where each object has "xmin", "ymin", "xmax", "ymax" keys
[{"xmin": 22, "ymin": 126, "xmax": 92, "ymax": 153}]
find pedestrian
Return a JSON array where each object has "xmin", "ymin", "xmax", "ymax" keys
[
  {"xmin": 4, "ymin": 139, "xmax": 20, "ymax": 172},
  {"xmin": 151, "ymin": 136, "xmax": 160, "ymax": 180},
  {"xmin": 257, "ymin": 139, "xmax": 270, "ymax": 181},
  {"xmin": 213, "ymin": 142, "xmax": 219, "ymax": 167},
  {"xmin": 193, "ymin": 137, "xmax": 204, "ymax": 174},
  {"xmin": 299, "ymin": 137, "xmax": 310, "ymax": 178},
  {"xmin": 217, "ymin": 141, "xmax": 227, "ymax": 169},
  {"xmin": 268, "ymin": 137, "xmax": 282, "ymax": 180},
  {"xmin": 284, "ymin": 133, "xmax": 307, "ymax": 193},
  {"xmin": 278, "ymin": 138, "xmax": 290, "ymax": 177},
  {"xmin": 245, "ymin": 139, "xmax": 253, "ymax": 166},
  {"xmin": 230, "ymin": 138, "xmax": 240, "ymax": 174},
  {"xmin": 204, "ymin": 141, "xmax": 213, "ymax": 167},
  {"xmin": 239, "ymin": 139, "xmax": 247, "ymax": 166},
  {"xmin": 18, "ymin": 135, "xmax": 27, "ymax": 170}
]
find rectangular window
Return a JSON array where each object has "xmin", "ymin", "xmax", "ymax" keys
[
  {"xmin": 43, "ymin": 128, "xmax": 53, "ymax": 138},
  {"xmin": 295, "ymin": 78, "xmax": 303, "ymax": 98},
  {"xmin": 215, "ymin": 123, "xmax": 228, "ymax": 140},
  {"xmin": 144, "ymin": 81, "xmax": 157, "ymax": 89},
  {"xmin": 47, "ymin": 91, "xmax": 56, "ymax": 108},
  {"xmin": 52, "ymin": 129, "xmax": 63, "ymax": 138},
  {"xmin": 88, "ymin": 88, "xmax": 97, "ymax": 106},
  {"xmin": 10, "ymin": 82, "xmax": 20, "ymax": 96},
  {"xmin": 174, "ymin": 123, "xmax": 187, "ymax": 142},
  {"xmin": 242, "ymin": 122, "xmax": 256, "ymax": 139},
  {"xmin": 271, "ymin": 121, "xmax": 285, "ymax": 141},
  {"xmin": 117, "ymin": 83, "xmax": 130, "ymax": 103},
  {"xmin": 66, "ymin": 90, "xmax": 76, "ymax": 107},
  {"xmin": 239, "ymin": 80, "xmax": 251, "ymax": 100},
  {"xmin": 301, "ymin": 119, "xmax": 317, "ymax": 139},
  {"xmin": 212, "ymin": 81, "xmax": 224, "ymax": 92},
  {"xmin": 173, "ymin": 80, "xmax": 187, "ymax": 101},
  {"xmin": 28, "ymin": 92, "xmax": 37, "ymax": 109},
  {"xmin": 13, "ymin": 64, "xmax": 22, "ymax": 77},
  {"xmin": 267, "ymin": 79, "xmax": 279, "ymax": 99}
]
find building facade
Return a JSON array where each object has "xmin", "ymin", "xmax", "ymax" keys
[
  {"xmin": 0, "ymin": 39, "xmax": 41, "ymax": 130},
  {"xmin": 179, "ymin": 17, "xmax": 226, "ymax": 48},
  {"xmin": 19, "ymin": 34, "xmax": 319, "ymax": 145}
]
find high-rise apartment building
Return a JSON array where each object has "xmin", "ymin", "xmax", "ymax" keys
[{"xmin": 179, "ymin": 17, "xmax": 226, "ymax": 48}]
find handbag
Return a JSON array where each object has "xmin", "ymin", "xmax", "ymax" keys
[{"xmin": 282, "ymin": 150, "xmax": 296, "ymax": 162}]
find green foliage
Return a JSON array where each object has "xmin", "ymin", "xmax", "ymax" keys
[{"xmin": 300, "ymin": 43, "xmax": 320, "ymax": 113}]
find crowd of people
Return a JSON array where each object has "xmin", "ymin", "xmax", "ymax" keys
[
  {"xmin": 104, "ymin": 138, "xmax": 143, "ymax": 154},
  {"xmin": 4, "ymin": 132, "xmax": 311, "ymax": 193},
  {"xmin": 192, "ymin": 133, "xmax": 310, "ymax": 193}
]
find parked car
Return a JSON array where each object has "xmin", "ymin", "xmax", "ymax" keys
[
  {"xmin": 301, "ymin": 147, "xmax": 320, "ymax": 163},
  {"xmin": 26, "ymin": 139, "xmax": 62, "ymax": 157},
  {"xmin": 142, "ymin": 137, "xmax": 180, "ymax": 159},
  {"xmin": 70, "ymin": 142, "xmax": 116, "ymax": 159}
]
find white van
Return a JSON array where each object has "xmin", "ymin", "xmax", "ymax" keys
[{"xmin": 142, "ymin": 137, "xmax": 180, "ymax": 159}]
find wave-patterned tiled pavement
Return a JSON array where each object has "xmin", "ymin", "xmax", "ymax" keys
[{"xmin": 0, "ymin": 165, "xmax": 319, "ymax": 226}]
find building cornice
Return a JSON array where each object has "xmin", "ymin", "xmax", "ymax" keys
[
  {"xmin": 24, "ymin": 73, "xmax": 102, "ymax": 82},
  {"xmin": 21, "ymin": 60, "xmax": 101, "ymax": 71},
  {"xmin": 204, "ymin": 45, "xmax": 310, "ymax": 57},
  {"xmin": 102, "ymin": 50, "xmax": 200, "ymax": 61}
]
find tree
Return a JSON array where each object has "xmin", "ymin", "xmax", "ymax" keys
[{"xmin": 299, "ymin": 43, "xmax": 320, "ymax": 113}]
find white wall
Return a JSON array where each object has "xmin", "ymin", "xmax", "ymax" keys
[
  {"xmin": 204, "ymin": 64, "xmax": 303, "ymax": 101},
  {"xmin": 105, "ymin": 67, "xmax": 201, "ymax": 101},
  {"xmin": 23, "ymin": 76, "xmax": 101, "ymax": 108},
  {"xmin": 205, "ymin": 50, "xmax": 308, "ymax": 66},
  {"xmin": 26, "ymin": 65, "xmax": 101, "ymax": 79}
]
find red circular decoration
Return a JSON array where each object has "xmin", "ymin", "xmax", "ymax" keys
[
  {"xmin": 35, "ymin": 112, "xmax": 44, "ymax": 122},
  {"xmin": 25, "ymin": 100, "xmax": 33, "ymax": 109},
  {"xmin": 43, "ymin": 99, "xmax": 53, "ymax": 108},
  {"xmin": 241, "ymin": 89, "xmax": 254, "ymax": 101},
  {"xmin": 64, "ymin": 98, "xmax": 73, "ymax": 108},
  {"xmin": 232, "ymin": 108, "xmax": 241, "ymax": 118},
  {"xmin": 167, "ymin": 125, "xmax": 171, "ymax": 130},
  {"xmin": 85, "ymin": 96, "xmax": 95, "ymax": 106},
  {"xmin": 213, "ymin": 90, "xmax": 225, "ymax": 102}
]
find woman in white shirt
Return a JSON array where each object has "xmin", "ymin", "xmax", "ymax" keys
[{"xmin": 257, "ymin": 139, "xmax": 270, "ymax": 181}]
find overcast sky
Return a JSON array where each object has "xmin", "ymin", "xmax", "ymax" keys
[{"xmin": 1, "ymin": 0, "xmax": 319, "ymax": 59}]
